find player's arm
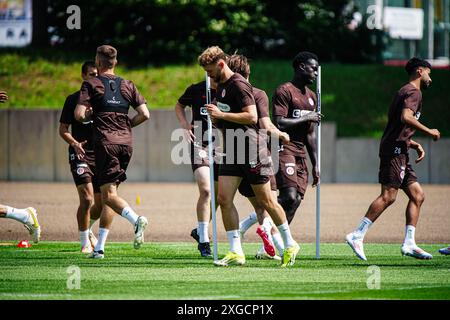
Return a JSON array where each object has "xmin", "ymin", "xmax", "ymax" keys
[
  {"xmin": 275, "ymin": 112, "xmax": 322, "ymax": 131},
  {"xmin": 401, "ymin": 108, "xmax": 440, "ymax": 141},
  {"xmin": 409, "ymin": 139, "xmax": 426, "ymax": 164},
  {"xmin": 175, "ymin": 102, "xmax": 196, "ymax": 143},
  {"xmin": 131, "ymin": 104, "xmax": 150, "ymax": 128},
  {"xmin": 74, "ymin": 104, "xmax": 93, "ymax": 123},
  {"xmin": 206, "ymin": 104, "xmax": 257, "ymax": 125},
  {"xmin": 305, "ymin": 123, "xmax": 320, "ymax": 187},
  {"xmin": 58, "ymin": 123, "xmax": 87, "ymax": 159},
  {"xmin": 259, "ymin": 117, "xmax": 290, "ymax": 144}
]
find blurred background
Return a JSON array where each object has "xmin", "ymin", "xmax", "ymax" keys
[{"xmin": 0, "ymin": 0, "xmax": 449, "ymax": 184}]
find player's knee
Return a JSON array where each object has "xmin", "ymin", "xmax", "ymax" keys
[
  {"xmin": 381, "ymin": 194, "xmax": 396, "ymax": 206},
  {"xmin": 217, "ymin": 193, "xmax": 232, "ymax": 210},
  {"xmin": 413, "ymin": 191, "xmax": 425, "ymax": 206},
  {"xmin": 79, "ymin": 195, "xmax": 94, "ymax": 210},
  {"xmin": 198, "ymin": 188, "xmax": 211, "ymax": 201},
  {"xmin": 279, "ymin": 193, "xmax": 299, "ymax": 209}
]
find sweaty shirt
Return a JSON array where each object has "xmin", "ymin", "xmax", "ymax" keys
[
  {"xmin": 272, "ymin": 81, "xmax": 317, "ymax": 156},
  {"xmin": 78, "ymin": 74, "xmax": 146, "ymax": 146},
  {"xmin": 379, "ymin": 83, "xmax": 423, "ymax": 156}
]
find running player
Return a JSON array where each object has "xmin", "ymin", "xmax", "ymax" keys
[
  {"xmin": 346, "ymin": 57, "xmax": 441, "ymax": 261},
  {"xmin": 200, "ymin": 46, "xmax": 299, "ymax": 268},
  {"xmin": 75, "ymin": 45, "xmax": 150, "ymax": 259},
  {"xmin": 59, "ymin": 61, "xmax": 101, "ymax": 253},
  {"xmin": 227, "ymin": 54, "xmax": 289, "ymax": 260},
  {"xmin": 272, "ymin": 52, "xmax": 322, "ymax": 225}
]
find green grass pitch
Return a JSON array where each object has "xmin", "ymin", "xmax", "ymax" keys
[{"xmin": 0, "ymin": 242, "xmax": 449, "ymax": 300}]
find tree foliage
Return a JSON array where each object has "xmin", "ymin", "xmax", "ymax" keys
[{"xmin": 31, "ymin": 0, "xmax": 381, "ymax": 65}]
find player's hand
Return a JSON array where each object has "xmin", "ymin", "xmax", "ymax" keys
[
  {"xmin": 429, "ymin": 129, "xmax": 441, "ymax": 141},
  {"xmin": 304, "ymin": 112, "xmax": 323, "ymax": 123},
  {"xmin": 279, "ymin": 131, "xmax": 290, "ymax": 144},
  {"xmin": 71, "ymin": 141, "xmax": 87, "ymax": 160},
  {"xmin": 414, "ymin": 144, "xmax": 425, "ymax": 164},
  {"xmin": 181, "ymin": 123, "xmax": 196, "ymax": 144},
  {"xmin": 312, "ymin": 166, "xmax": 320, "ymax": 187},
  {"xmin": 205, "ymin": 104, "xmax": 223, "ymax": 122},
  {"xmin": 0, "ymin": 91, "xmax": 8, "ymax": 103}
]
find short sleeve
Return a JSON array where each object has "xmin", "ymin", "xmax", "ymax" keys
[
  {"xmin": 403, "ymin": 89, "xmax": 422, "ymax": 113},
  {"xmin": 60, "ymin": 94, "xmax": 76, "ymax": 124},
  {"xmin": 178, "ymin": 85, "xmax": 195, "ymax": 107},
  {"xmin": 272, "ymin": 86, "xmax": 290, "ymax": 117}
]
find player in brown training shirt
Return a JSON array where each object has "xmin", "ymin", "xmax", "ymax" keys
[
  {"xmin": 175, "ymin": 78, "xmax": 218, "ymax": 258},
  {"xmin": 59, "ymin": 61, "xmax": 102, "ymax": 254},
  {"xmin": 346, "ymin": 57, "xmax": 441, "ymax": 261},
  {"xmin": 272, "ymin": 52, "xmax": 322, "ymax": 225},
  {"xmin": 227, "ymin": 54, "xmax": 289, "ymax": 261},
  {"xmin": 75, "ymin": 45, "xmax": 150, "ymax": 259},
  {"xmin": 200, "ymin": 46, "xmax": 299, "ymax": 268}
]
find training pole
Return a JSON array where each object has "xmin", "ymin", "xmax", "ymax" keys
[
  {"xmin": 316, "ymin": 66, "xmax": 322, "ymax": 260},
  {"xmin": 206, "ymin": 73, "xmax": 218, "ymax": 262}
]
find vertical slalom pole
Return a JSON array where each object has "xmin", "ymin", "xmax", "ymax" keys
[
  {"xmin": 316, "ymin": 66, "xmax": 322, "ymax": 260},
  {"xmin": 206, "ymin": 73, "xmax": 218, "ymax": 262}
]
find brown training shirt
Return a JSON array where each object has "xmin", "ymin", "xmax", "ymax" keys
[
  {"xmin": 216, "ymin": 73, "xmax": 257, "ymax": 159},
  {"xmin": 379, "ymin": 83, "xmax": 423, "ymax": 156},
  {"xmin": 272, "ymin": 81, "xmax": 317, "ymax": 156},
  {"xmin": 78, "ymin": 74, "xmax": 146, "ymax": 146}
]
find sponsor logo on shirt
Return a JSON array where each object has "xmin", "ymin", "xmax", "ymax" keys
[
  {"xmin": 217, "ymin": 102, "xmax": 231, "ymax": 112},
  {"xmin": 293, "ymin": 109, "xmax": 312, "ymax": 118},
  {"xmin": 107, "ymin": 96, "xmax": 122, "ymax": 105},
  {"xmin": 221, "ymin": 89, "xmax": 226, "ymax": 98}
]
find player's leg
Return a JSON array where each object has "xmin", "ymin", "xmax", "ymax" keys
[
  {"xmin": 278, "ymin": 187, "xmax": 301, "ymax": 224},
  {"xmin": 346, "ymin": 185, "xmax": 398, "ymax": 261},
  {"xmin": 236, "ymin": 180, "xmax": 258, "ymax": 239},
  {"xmin": 0, "ymin": 203, "xmax": 40, "ymax": 243},
  {"xmin": 276, "ymin": 155, "xmax": 302, "ymax": 224},
  {"xmin": 76, "ymin": 183, "xmax": 96, "ymax": 253},
  {"xmin": 247, "ymin": 196, "xmax": 277, "ymax": 259},
  {"xmin": 89, "ymin": 202, "xmax": 115, "ymax": 259},
  {"xmin": 401, "ymin": 181, "xmax": 432, "ymax": 259},
  {"xmin": 251, "ymin": 182, "xmax": 299, "ymax": 267},
  {"xmin": 100, "ymin": 182, "xmax": 148, "ymax": 250},
  {"xmin": 193, "ymin": 166, "xmax": 213, "ymax": 257},
  {"xmin": 214, "ymin": 175, "xmax": 245, "ymax": 267}
]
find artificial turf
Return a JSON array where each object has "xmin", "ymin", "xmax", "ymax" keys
[{"xmin": 0, "ymin": 242, "xmax": 449, "ymax": 300}]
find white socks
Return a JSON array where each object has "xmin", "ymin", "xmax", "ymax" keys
[
  {"xmin": 80, "ymin": 230, "xmax": 90, "ymax": 248},
  {"xmin": 276, "ymin": 223, "xmax": 296, "ymax": 248},
  {"xmin": 89, "ymin": 219, "xmax": 97, "ymax": 230},
  {"xmin": 4, "ymin": 206, "xmax": 30, "ymax": 224},
  {"xmin": 239, "ymin": 212, "xmax": 257, "ymax": 235},
  {"xmin": 404, "ymin": 225, "xmax": 416, "ymax": 247},
  {"xmin": 354, "ymin": 217, "xmax": 373, "ymax": 239},
  {"xmin": 121, "ymin": 207, "xmax": 139, "ymax": 226},
  {"xmin": 272, "ymin": 231, "xmax": 285, "ymax": 256},
  {"xmin": 198, "ymin": 222, "xmax": 209, "ymax": 243},
  {"xmin": 227, "ymin": 230, "xmax": 244, "ymax": 255},
  {"xmin": 94, "ymin": 228, "xmax": 109, "ymax": 252}
]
